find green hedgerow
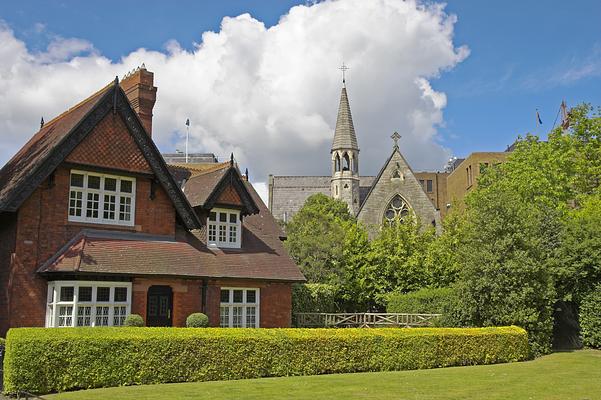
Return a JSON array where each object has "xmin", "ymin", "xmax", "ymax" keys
[
  {"xmin": 3, "ymin": 326, "xmax": 529, "ymax": 395},
  {"xmin": 123, "ymin": 314, "xmax": 144, "ymax": 327},
  {"xmin": 186, "ymin": 313, "xmax": 209, "ymax": 328},
  {"xmin": 580, "ymin": 287, "xmax": 601, "ymax": 349}
]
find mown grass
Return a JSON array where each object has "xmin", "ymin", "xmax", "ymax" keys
[{"xmin": 46, "ymin": 350, "xmax": 601, "ymax": 400}]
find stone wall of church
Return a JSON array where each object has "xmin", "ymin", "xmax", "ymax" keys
[
  {"xmin": 268, "ymin": 175, "xmax": 330, "ymax": 222},
  {"xmin": 357, "ymin": 150, "xmax": 441, "ymax": 235}
]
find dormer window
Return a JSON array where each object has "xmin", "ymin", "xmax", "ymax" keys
[
  {"xmin": 208, "ymin": 208, "xmax": 241, "ymax": 248},
  {"xmin": 68, "ymin": 170, "xmax": 136, "ymax": 226}
]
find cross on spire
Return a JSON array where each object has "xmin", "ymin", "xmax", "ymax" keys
[
  {"xmin": 339, "ymin": 62, "xmax": 349, "ymax": 85},
  {"xmin": 391, "ymin": 131, "xmax": 401, "ymax": 148}
]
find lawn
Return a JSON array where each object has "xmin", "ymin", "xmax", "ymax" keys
[{"xmin": 46, "ymin": 350, "xmax": 601, "ymax": 400}]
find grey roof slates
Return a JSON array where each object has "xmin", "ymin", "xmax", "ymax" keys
[{"xmin": 331, "ymin": 87, "xmax": 359, "ymax": 151}]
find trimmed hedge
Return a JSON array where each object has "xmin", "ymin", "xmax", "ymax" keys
[
  {"xmin": 4, "ymin": 326, "xmax": 529, "ymax": 395},
  {"xmin": 386, "ymin": 287, "xmax": 454, "ymax": 314},
  {"xmin": 580, "ymin": 288, "xmax": 601, "ymax": 349}
]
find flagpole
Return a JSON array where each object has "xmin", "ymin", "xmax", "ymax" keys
[{"xmin": 185, "ymin": 120, "xmax": 189, "ymax": 164}]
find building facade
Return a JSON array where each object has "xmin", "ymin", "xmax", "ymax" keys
[
  {"xmin": 269, "ymin": 83, "xmax": 442, "ymax": 231},
  {"xmin": 0, "ymin": 67, "xmax": 304, "ymax": 336}
]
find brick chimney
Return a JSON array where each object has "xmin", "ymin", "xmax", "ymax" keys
[{"xmin": 120, "ymin": 65, "xmax": 157, "ymax": 136}]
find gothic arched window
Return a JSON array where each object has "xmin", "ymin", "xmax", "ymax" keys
[
  {"xmin": 343, "ymin": 153, "xmax": 350, "ymax": 171},
  {"xmin": 383, "ymin": 195, "xmax": 412, "ymax": 223},
  {"xmin": 335, "ymin": 154, "xmax": 341, "ymax": 172}
]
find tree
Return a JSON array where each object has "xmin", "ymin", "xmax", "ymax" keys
[{"xmin": 284, "ymin": 194, "xmax": 354, "ymax": 284}]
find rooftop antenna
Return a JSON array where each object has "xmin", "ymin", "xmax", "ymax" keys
[{"xmin": 185, "ymin": 118, "xmax": 190, "ymax": 163}]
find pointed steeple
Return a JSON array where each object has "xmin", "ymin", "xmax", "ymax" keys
[{"xmin": 331, "ymin": 86, "xmax": 359, "ymax": 152}]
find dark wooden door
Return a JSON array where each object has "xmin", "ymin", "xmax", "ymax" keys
[{"xmin": 147, "ymin": 286, "xmax": 173, "ymax": 327}]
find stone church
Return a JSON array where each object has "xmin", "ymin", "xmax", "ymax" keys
[{"xmin": 268, "ymin": 82, "xmax": 443, "ymax": 232}]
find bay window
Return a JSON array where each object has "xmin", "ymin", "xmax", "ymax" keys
[
  {"xmin": 208, "ymin": 208, "xmax": 241, "ymax": 248},
  {"xmin": 46, "ymin": 281, "xmax": 132, "ymax": 327},
  {"xmin": 69, "ymin": 170, "xmax": 135, "ymax": 226},
  {"xmin": 219, "ymin": 288, "xmax": 259, "ymax": 328}
]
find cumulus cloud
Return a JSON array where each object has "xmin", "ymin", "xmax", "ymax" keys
[{"xmin": 0, "ymin": 0, "xmax": 468, "ymax": 203}]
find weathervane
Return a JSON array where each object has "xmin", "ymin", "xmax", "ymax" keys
[
  {"xmin": 339, "ymin": 62, "xmax": 349, "ymax": 84},
  {"xmin": 391, "ymin": 131, "xmax": 401, "ymax": 148}
]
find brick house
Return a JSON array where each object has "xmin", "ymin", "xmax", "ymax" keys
[{"xmin": 0, "ymin": 67, "xmax": 304, "ymax": 336}]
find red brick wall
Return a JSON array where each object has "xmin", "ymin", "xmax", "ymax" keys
[
  {"xmin": 205, "ymin": 279, "xmax": 292, "ymax": 328},
  {"xmin": 0, "ymin": 212, "xmax": 17, "ymax": 337},
  {"xmin": 131, "ymin": 277, "xmax": 202, "ymax": 327}
]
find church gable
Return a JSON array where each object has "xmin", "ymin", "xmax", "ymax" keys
[
  {"xmin": 357, "ymin": 146, "xmax": 441, "ymax": 231},
  {"xmin": 66, "ymin": 112, "xmax": 152, "ymax": 174}
]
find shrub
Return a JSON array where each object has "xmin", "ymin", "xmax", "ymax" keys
[
  {"xmin": 123, "ymin": 314, "xmax": 144, "ymax": 327},
  {"xmin": 580, "ymin": 287, "xmax": 601, "ymax": 349},
  {"xmin": 386, "ymin": 287, "xmax": 455, "ymax": 314},
  {"xmin": 186, "ymin": 313, "xmax": 209, "ymax": 328},
  {"xmin": 292, "ymin": 283, "xmax": 339, "ymax": 325},
  {"xmin": 4, "ymin": 326, "xmax": 529, "ymax": 395}
]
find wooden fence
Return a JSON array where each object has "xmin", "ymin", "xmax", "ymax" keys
[{"xmin": 295, "ymin": 313, "xmax": 441, "ymax": 328}]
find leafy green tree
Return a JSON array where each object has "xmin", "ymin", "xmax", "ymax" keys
[{"xmin": 285, "ymin": 194, "xmax": 354, "ymax": 284}]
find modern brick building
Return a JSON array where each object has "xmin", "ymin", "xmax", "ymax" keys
[{"xmin": 0, "ymin": 67, "xmax": 304, "ymax": 336}]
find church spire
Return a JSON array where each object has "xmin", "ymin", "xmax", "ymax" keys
[{"xmin": 331, "ymin": 84, "xmax": 359, "ymax": 152}]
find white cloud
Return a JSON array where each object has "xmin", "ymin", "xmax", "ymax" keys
[{"xmin": 0, "ymin": 0, "xmax": 468, "ymax": 204}]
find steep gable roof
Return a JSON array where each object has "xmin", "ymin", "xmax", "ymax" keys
[
  {"xmin": 182, "ymin": 161, "xmax": 260, "ymax": 216},
  {"xmin": 0, "ymin": 79, "xmax": 201, "ymax": 230}
]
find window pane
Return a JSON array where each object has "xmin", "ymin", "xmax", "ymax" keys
[
  {"xmin": 220, "ymin": 289, "xmax": 230, "ymax": 303},
  {"xmin": 78, "ymin": 286, "xmax": 92, "ymax": 302},
  {"xmin": 220, "ymin": 306, "xmax": 230, "ymax": 327},
  {"xmin": 246, "ymin": 306, "xmax": 256, "ymax": 328},
  {"xmin": 246, "ymin": 290, "xmax": 256, "ymax": 303},
  {"xmin": 232, "ymin": 306, "xmax": 243, "ymax": 327},
  {"xmin": 95, "ymin": 306, "xmax": 109, "ymax": 326},
  {"xmin": 219, "ymin": 213, "xmax": 227, "ymax": 222},
  {"xmin": 208, "ymin": 224, "xmax": 217, "ymax": 242},
  {"xmin": 114, "ymin": 287, "xmax": 127, "ymax": 302},
  {"xmin": 60, "ymin": 286, "xmax": 74, "ymax": 302},
  {"xmin": 209, "ymin": 212, "xmax": 216, "ymax": 221},
  {"xmin": 70, "ymin": 173, "xmax": 84, "ymax": 187},
  {"xmin": 104, "ymin": 177, "xmax": 117, "ymax": 191},
  {"xmin": 229, "ymin": 213, "xmax": 237, "ymax": 223},
  {"xmin": 86, "ymin": 193, "xmax": 99, "ymax": 218},
  {"xmin": 229, "ymin": 226, "xmax": 237, "ymax": 243},
  {"xmin": 69, "ymin": 190, "xmax": 82, "ymax": 217},
  {"xmin": 426, "ymin": 180, "xmax": 433, "ymax": 193},
  {"xmin": 119, "ymin": 196, "xmax": 132, "ymax": 221},
  {"xmin": 113, "ymin": 306, "xmax": 127, "ymax": 326},
  {"xmin": 233, "ymin": 290, "xmax": 243, "ymax": 303},
  {"xmin": 103, "ymin": 195, "xmax": 116, "ymax": 220},
  {"xmin": 77, "ymin": 306, "xmax": 92, "ymax": 326},
  {"xmin": 58, "ymin": 305, "xmax": 73, "ymax": 327},
  {"xmin": 97, "ymin": 287, "xmax": 110, "ymax": 302},
  {"xmin": 219, "ymin": 225, "xmax": 226, "ymax": 242},
  {"xmin": 88, "ymin": 175, "xmax": 101, "ymax": 189},
  {"xmin": 120, "ymin": 180, "xmax": 133, "ymax": 193}
]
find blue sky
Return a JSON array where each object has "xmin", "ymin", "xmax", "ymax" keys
[{"xmin": 1, "ymin": 0, "xmax": 600, "ymax": 186}]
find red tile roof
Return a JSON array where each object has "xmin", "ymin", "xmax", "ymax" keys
[
  {"xmin": 0, "ymin": 85, "xmax": 110, "ymax": 209},
  {"xmin": 39, "ymin": 228, "xmax": 305, "ymax": 282}
]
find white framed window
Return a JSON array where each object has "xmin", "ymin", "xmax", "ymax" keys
[
  {"xmin": 219, "ymin": 288, "xmax": 259, "ymax": 328},
  {"xmin": 46, "ymin": 281, "xmax": 132, "ymax": 328},
  {"xmin": 208, "ymin": 208, "xmax": 241, "ymax": 248},
  {"xmin": 69, "ymin": 170, "xmax": 136, "ymax": 226}
]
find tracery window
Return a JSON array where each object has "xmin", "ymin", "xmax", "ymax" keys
[{"xmin": 383, "ymin": 194, "xmax": 412, "ymax": 223}]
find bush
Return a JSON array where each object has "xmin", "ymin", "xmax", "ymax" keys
[
  {"xmin": 3, "ymin": 326, "xmax": 529, "ymax": 394},
  {"xmin": 123, "ymin": 314, "xmax": 144, "ymax": 327},
  {"xmin": 186, "ymin": 313, "xmax": 209, "ymax": 328},
  {"xmin": 386, "ymin": 287, "xmax": 455, "ymax": 314},
  {"xmin": 292, "ymin": 283, "xmax": 339, "ymax": 325},
  {"xmin": 580, "ymin": 287, "xmax": 601, "ymax": 349}
]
